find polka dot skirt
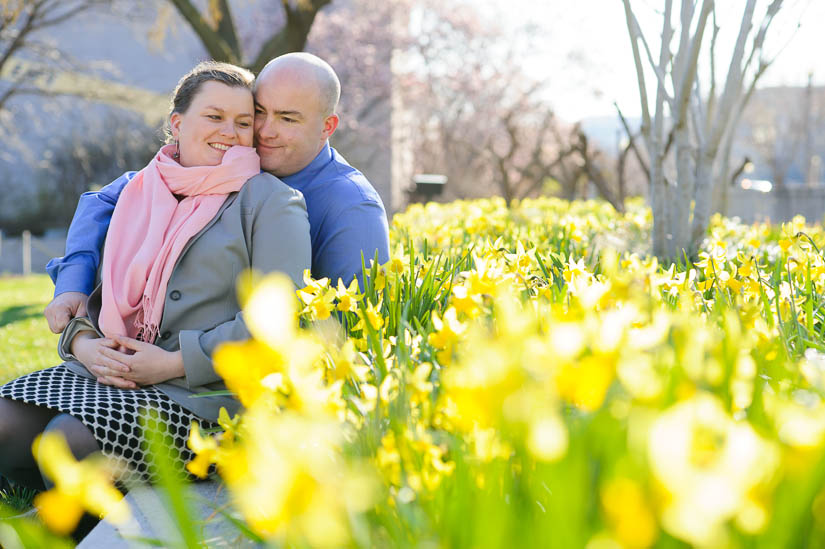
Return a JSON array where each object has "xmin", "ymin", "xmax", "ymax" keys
[{"xmin": 0, "ymin": 365, "xmax": 216, "ymax": 485}]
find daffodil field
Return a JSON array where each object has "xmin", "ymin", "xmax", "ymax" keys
[{"xmin": 9, "ymin": 196, "xmax": 825, "ymax": 547}]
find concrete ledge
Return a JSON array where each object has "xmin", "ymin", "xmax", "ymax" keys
[{"xmin": 78, "ymin": 480, "xmax": 260, "ymax": 548}]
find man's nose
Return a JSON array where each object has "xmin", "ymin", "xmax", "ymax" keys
[{"xmin": 256, "ymin": 117, "xmax": 277, "ymax": 139}]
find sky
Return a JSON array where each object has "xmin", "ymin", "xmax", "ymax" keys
[{"xmin": 491, "ymin": 0, "xmax": 825, "ymax": 121}]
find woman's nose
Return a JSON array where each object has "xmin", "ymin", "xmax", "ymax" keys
[{"xmin": 219, "ymin": 121, "xmax": 236, "ymax": 138}]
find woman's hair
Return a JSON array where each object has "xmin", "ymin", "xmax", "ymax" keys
[{"xmin": 165, "ymin": 61, "xmax": 255, "ymax": 142}]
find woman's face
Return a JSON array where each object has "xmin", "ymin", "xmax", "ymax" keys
[{"xmin": 170, "ymin": 81, "xmax": 254, "ymax": 167}]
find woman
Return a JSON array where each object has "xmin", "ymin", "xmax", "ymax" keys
[{"xmin": 0, "ymin": 62, "xmax": 311, "ymax": 491}]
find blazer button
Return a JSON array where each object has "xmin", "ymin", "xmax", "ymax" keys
[
  {"xmin": 170, "ymin": 290, "xmax": 182, "ymax": 301},
  {"xmin": 161, "ymin": 331, "xmax": 172, "ymax": 340}
]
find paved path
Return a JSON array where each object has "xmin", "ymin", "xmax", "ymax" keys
[{"xmin": 78, "ymin": 481, "xmax": 261, "ymax": 548}]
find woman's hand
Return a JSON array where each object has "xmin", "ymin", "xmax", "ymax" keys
[
  {"xmin": 71, "ymin": 331, "xmax": 138, "ymax": 389},
  {"xmin": 100, "ymin": 336, "xmax": 185, "ymax": 387}
]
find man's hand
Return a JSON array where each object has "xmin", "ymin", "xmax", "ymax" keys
[
  {"xmin": 71, "ymin": 331, "xmax": 137, "ymax": 390},
  {"xmin": 99, "ymin": 336, "xmax": 185, "ymax": 387},
  {"xmin": 44, "ymin": 291, "xmax": 88, "ymax": 333}
]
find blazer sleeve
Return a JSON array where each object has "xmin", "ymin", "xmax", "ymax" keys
[{"xmin": 177, "ymin": 185, "xmax": 311, "ymax": 388}]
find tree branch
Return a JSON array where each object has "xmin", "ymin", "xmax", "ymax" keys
[
  {"xmin": 0, "ymin": 2, "xmax": 36, "ymax": 71},
  {"xmin": 167, "ymin": 0, "xmax": 240, "ymax": 64},
  {"xmin": 30, "ymin": 0, "xmax": 107, "ymax": 31},
  {"xmin": 614, "ymin": 101, "xmax": 650, "ymax": 182},
  {"xmin": 213, "ymin": 0, "xmax": 240, "ymax": 56},
  {"xmin": 621, "ymin": 0, "xmax": 652, "ymax": 137}
]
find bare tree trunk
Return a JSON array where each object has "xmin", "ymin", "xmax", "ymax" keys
[
  {"xmin": 672, "ymin": 124, "xmax": 694, "ymax": 255},
  {"xmin": 691, "ymin": 149, "xmax": 715, "ymax": 247},
  {"xmin": 693, "ymin": 1, "xmax": 785, "ymax": 249},
  {"xmin": 650, "ymin": 139, "xmax": 667, "ymax": 257},
  {"xmin": 652, "ymin": 1, "xmax": 673, "ymax": 258},
  {"xmin": 717, "ymin": 132, "xmax": 734, "ymax": 216}
]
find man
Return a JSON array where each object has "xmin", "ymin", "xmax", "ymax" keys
[{"xmin": 44, "ymin": 52, "xmax": 390, "ymax": 333}]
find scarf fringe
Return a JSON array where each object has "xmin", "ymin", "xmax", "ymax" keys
[{"xmin": 134, "ymin": 295, "xmax": 160, "ymax": 343}]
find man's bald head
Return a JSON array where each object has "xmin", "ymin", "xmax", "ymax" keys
[
  {"xmin": 256, "ymin": 52, "xmax": 340, "ymax": 118},
  {"xmin": 253, "ymin": 53, "xmax": 341, "ymax": 176}
]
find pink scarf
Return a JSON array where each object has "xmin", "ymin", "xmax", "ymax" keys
[{"xmin": 98, "ymin": 143, "xmax": 260, "ymax": 342}]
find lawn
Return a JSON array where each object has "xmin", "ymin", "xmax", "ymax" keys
[
  {"xmin": 0, "ymin": 275, "xmax": 58, "ymax": 513},
  {"xmin": 0, "ymin": 275, "xmax": 59, "ymax": 384}
]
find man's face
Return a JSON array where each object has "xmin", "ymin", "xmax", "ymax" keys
[{"xmin": 253, "ymin": 68, "xmax": 335, "ymax": 177}]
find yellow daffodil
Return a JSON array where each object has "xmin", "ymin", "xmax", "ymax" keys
[
  {"xmin": 33, "ymin": 432, "xmax": 131, "ymax": 535},
  {"xmin": 601, "ymin": 477, "xmax": 658, "ymax": 548},
  {"xmin": 648, "ymin": 393, "xmax": 778, "ymax": 546},
  {"xmin": 186, "ymin": 421, "xmax": 219, "ymax": 479},
  {"xmin": 334, "ymin": 277, "xmax": 361, "ymax": 312}
]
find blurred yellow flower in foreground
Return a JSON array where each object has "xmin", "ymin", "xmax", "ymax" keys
[
  {"xmin": 428, "ymin": 306, "xmax": 466, "ymax": 365},
  {"xmin": 601, "ymin": 477, "xmax": 658, "ymax": 548},
  {"xmin": 526, "ymin": 414, "xmax": 568, "ymax": 462},
  {"xmin": 33, "ymin": 432, "xmax": 131, "ymax": 536},
  {"xmin": 214, "ymin": 339, "xmax": 287, "ymax": 408},
  {"xmin": 220, "ymin": 406, "xmax": 375, "ymax": 546},
  {"xmin": 186, "ymin": 421, "xmax": 219, "ymax": 479},
  {"xmin": 648, "ymin": 393, "xmax": 778, "ymax": 546},
  {"xmin": 556, "ymin": 354, "xmax": 615, "ymax": 412},
  {"xmin": 245, "ymin": 273, "xmax": 298, "ymax": 346}
]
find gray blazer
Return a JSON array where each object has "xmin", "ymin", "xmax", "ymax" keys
[{"xmin": 57, "ymin": 173, "xmax": 311, "ymax": 422}]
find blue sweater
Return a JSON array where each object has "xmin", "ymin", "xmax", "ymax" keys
[{"xmin": 47, "ymin": 142, "xmax": 390, "ymax": 294}]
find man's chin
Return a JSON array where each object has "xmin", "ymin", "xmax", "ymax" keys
[{"xmin": 260, "ymin": 159, "xmax": 283, "ymax": 175}]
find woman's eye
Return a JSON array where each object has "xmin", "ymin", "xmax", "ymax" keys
[
  {"xmin": 283, "ymin": 117, "xmax": 295, "ymax": 123},
  {"xmin": 238, "ymin": 121, "xmax": 251, "ymax": 128},
  {"xmin": 207, "ymin": 114, "xmax": 221, "ymax": 120}
]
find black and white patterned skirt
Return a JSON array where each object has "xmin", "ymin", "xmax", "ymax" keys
[{"xmin": 0, "ymin": 365, "xmax": 216, "ymax": 485}]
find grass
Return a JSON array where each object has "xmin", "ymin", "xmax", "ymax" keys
[
  {"xmin": 0, "ymin": 275, "xmax": 60, "ymax": 384},
  {"xmin": 0, "ymin": 275, "xmax": 59, "ymax": 513},
  {"xmin": 0, "ymin": 481, "xmax": 37, "ymax": 513}
]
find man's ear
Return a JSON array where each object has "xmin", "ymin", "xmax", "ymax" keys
[
  {"xmin": 169, "ymin": 112, "xmax": 182, "ymax": 140},
  {"xmin": 322, "ymin": 113, "xmax": 339, "ymax": 140}
]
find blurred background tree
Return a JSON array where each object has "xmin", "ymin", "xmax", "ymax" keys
[
  {"xmin": 0, "ymin": 0, "xmax": 116, "ymax": 121},
  {"xmin": 397, "ymin": 0, "xmax": 623, "ymax": 209}
]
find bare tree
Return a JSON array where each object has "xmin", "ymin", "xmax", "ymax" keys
[
  {"xmin": 0, "ymin": 0, "xmax": 113, "ymax": 116},
  {"xmin": 622, "ymin": 0, "xmax": 790, "ymax": 259},
  {"xmin": 472, "ymin": 84, "xmax": 580, "ymax": 206}
]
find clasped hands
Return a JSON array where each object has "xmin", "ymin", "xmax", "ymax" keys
[
  {"xmin": 71, "ymin": 331, "xmax": 185, "ymax": 389},
  {"xmin": 47, "ymin": 291, "xmax": 184, "ymax": 389}
]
